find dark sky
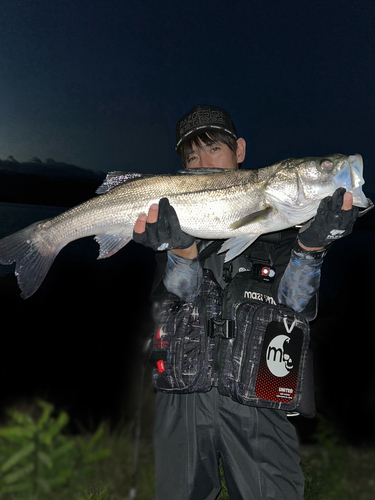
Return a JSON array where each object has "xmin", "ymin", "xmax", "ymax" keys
[{"xmin": 1, "ymin": 0, "xmax": 374, "ymax": 195}]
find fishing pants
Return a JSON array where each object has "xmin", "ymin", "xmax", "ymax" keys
[{"xmin": 154, "ymin": 388, "xmax": 304, "ymax": 500}]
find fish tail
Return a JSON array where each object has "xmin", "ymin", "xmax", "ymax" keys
[{"xmin": 0, "ymin": 221, "xmax": 59, "ymax": 299}]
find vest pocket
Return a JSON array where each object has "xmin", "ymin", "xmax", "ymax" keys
[
  {"xmin": 151, "ymin": 270, "xmax": 222, "ymax": 393},
  {"xmin": 219, "ymin": 301, "xmax": 310, "ymax": 412},
  {"xmin": 151, "ymin": 300, "xmax": 209, "ymax": 392}
]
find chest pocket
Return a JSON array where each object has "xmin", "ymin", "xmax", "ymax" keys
[
  {"xmin": 222, "ymin": 271, "xmax": 276, "ymax": 317},
  {"xmin": 218, "ymin": 301, "xmax": 310, "ymax": 413},
  {"xmin": 150, "ymin": 269, "xmax": 222, "ymax": 393}
]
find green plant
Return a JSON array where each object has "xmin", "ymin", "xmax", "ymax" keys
[
  {"xmin": 302, "ymin": 414, "xmax": 375, "ymax": 500},
  {"xmin": 0, "ymin": 400, "xmax": 111, "ymax": 498},
  {"xmin": 77, "ymin": 479, "xmax": 112, "ymax": 500},
  {"xmin": 218, "ymin": 459, "xmax": 230, "ymax": 499}
]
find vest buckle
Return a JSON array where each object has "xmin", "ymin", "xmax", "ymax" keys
[{"xmin": 207, "ymin": 318, "xmax": 235, "ymax": 339}]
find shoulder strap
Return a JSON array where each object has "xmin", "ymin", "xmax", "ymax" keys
[{"xmin": 198, "ymin": 240, "xmax": 224, "ymax": 263}]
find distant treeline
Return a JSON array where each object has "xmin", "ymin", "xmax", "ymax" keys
[{"xmin": 0, "ymin": 158, "xmax": 105, "ymax": 207}]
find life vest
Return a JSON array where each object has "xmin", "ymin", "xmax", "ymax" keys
[{"xmin": 149, "ymin": 237, "xmax": 316, "ymax": 417}]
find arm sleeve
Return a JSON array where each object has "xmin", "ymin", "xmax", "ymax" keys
[
  {"xmin": 278, "ymin": 247, "xmax": 324, "ymax": 315},
  {"xmin": 163, "ymin": 251, "xmax": 203, "ymax": 301}
]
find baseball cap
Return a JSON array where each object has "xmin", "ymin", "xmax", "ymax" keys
[{"xmin": 175, "ymin": 104, "xmax": 238, "ymax": 150}]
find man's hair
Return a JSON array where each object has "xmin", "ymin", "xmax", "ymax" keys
[{"xmin": 177, "ymin": 130, "xmax": 238, "ymax": 167}]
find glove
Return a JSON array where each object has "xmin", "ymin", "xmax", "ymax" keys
[
  {"xmin": 298, "ymin": 188, "xmax": 359, "ymax": 248},
  {"xmin": 133, "ymin": 198, "xmax": 196, "ymax": 251}
]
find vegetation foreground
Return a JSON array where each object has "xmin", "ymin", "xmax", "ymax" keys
[{"xmin": 0, "ymin": 401, "xmax": 373, "ymax": 500}]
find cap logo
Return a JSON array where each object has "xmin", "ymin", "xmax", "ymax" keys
[
  {"xmin": 179, "ymin": 108, "xmax": 226, "ymax": 137},
  {"xmin": 175, "ymin": 105, "xmax": 237, "ymax": 150}
]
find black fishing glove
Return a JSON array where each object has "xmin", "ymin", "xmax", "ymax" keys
[
  {"xmin": 133, "ymin": 198, "xmax": 196, "ymax": 251},
  {"xmin": 298, "ymin": 188, "xmax": 359, "ymax": 248}
]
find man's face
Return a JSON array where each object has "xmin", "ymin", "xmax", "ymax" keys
[{"xmin": 185, "ymin": 139, "xmax": 239, "ymax": 170}]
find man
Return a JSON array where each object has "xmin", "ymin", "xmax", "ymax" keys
[{"xmin": 133, "ymin": 105, "xmax": 358, "ymax": 499}]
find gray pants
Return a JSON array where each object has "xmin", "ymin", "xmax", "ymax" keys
[{"xmin": 154, "ymin": 389, "xmax": 304, "ymax": 500}]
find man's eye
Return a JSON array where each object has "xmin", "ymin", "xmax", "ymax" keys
[
  {"xmin": 188, "ymin": 156, "xmax": 197, "ymax": 163},
  {"xmin": 212, "ymin": 146, "xmax": 220, "ymax": 152}
]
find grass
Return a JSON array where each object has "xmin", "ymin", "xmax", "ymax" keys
[
  {"xmin": 301, "ymin": 445, "xmax": 375, "ymax": 500},
  {"xmin": 87, "ymin": 426, "xmax": 375, "ymax": 500},
  {"xmin": 0, "ymin": 399, "xmax": 374, "ymax": 499}
]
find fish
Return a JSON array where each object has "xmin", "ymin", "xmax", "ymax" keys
[{"xmin": 0, "ymin": 153, "xmax": 371, "ymax": 298}]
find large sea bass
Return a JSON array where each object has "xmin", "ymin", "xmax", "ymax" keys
[{"xmin": 0, "ymin": 153, "xmax": 371, "ymax": 298}]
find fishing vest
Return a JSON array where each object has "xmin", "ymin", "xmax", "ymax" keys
[{"xmin": 149, "ymin": 240, "xmax": 316, "ymax": 417}]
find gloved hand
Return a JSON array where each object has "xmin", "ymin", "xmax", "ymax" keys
[
  {"xmin": 298, "ymin": 188, "xmax": 359, "ymax": 248},
  {"xmin": 133, "ymin": 198, "xmax": 196, "ymax": 251}
]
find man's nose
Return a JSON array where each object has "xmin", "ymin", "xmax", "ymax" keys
[{"xmin": 199, "ymin": 153, "xmax": 214, "ymax": 168}]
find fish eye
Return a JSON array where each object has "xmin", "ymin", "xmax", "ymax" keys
[{"xmin": 320, "ymin": 159, "xmax": 333, "ymax": 172}]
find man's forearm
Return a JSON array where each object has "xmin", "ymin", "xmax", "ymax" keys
[
  {"xmin": 163, "ymin": 251, "xmax": 203, "ymax": 301},
  {"xmin": 278, "ymin": 245, "xmax": 325, "ymax": 313},
  {"xmin": 171, "ymin": 242, "xmax": 198, "ymax": 259}
]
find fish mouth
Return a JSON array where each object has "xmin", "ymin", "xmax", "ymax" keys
[{"xmin": 334, "ymin": 154, "xmax": 369, "ymax": 208}]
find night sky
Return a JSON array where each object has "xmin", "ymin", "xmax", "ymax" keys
[
  {"xmin": 0, "ymin": 0, "xmax": 374, "ymax": 441},
  {"xmin": 0, "ymin": 0, "xmax": 374, "ymax": 192}
]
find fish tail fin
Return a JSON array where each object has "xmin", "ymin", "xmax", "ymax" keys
[{"xmin": 0, "ymin": 221, "xmax": 59, "ymax": 299}]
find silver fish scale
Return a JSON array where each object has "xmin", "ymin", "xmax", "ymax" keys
[
  {"xmin": 113, "ymin": 169, "xmax": 271, "ymax": 239},
  {"xmin": 34, "ymin": 169, "xmax": 265, "ymax": 249}
]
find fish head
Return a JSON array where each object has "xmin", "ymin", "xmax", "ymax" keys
[
  {"xmin": 263, "ymin": 153, "xmax": 371, "ymax": 227},
  {"xmin": 295, "ymin": 153, "xmax": 369, "ymax": 208}
]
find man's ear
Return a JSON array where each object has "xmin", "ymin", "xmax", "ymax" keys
[{"xmin": 236, "ymin": 138, "xmax": 246, "ymax": 163}]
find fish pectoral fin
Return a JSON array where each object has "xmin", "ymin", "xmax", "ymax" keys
[
  {"xmin": 95, "ymin": 232, "xmax": 132, "ymax": 259},
  {"xmin": 218, "ymin": 234, "xmax": 259, "ymax": 262},
  {"xmin": 229, "ymin": 206, "xmax": 274, "ymax": 230}
]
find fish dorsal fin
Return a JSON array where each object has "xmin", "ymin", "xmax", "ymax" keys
[
  {"xmin": 229, "ymin": 206, "xmax": 274, "ymax": 230},
  {"xmin": 96, "ymin": 171, "xmax": 156, "ymax": 194},
  {"xmin": 177, "ymin": 168, "xmax": 234, "ymax": 175}
]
